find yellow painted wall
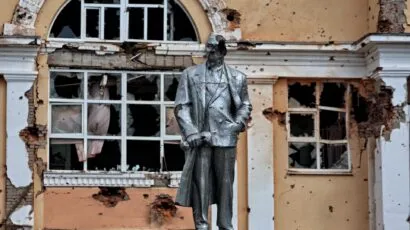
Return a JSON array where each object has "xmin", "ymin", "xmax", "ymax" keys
[
  {"xmin": 0, "ymin": 0, "xmax": 18, "ymax": 35},
  {"xmin": 227, "ymin": 0, "xmax": 370, "ymax": 42},
  {"xmin": 272, "ymin": 79, "xmax": 369, "ymax": 230}
]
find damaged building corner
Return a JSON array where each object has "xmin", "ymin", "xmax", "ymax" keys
[{"xmin": 377, "ymin": 0, "xmax": 406, "ymax": 33}]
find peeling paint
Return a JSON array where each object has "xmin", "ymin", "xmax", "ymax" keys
[{"xmin": 10, "ymin": 205, "xmax": 33, "ymax": 226}]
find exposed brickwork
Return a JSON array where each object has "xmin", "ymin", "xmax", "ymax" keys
[{"xmin": 377, "ymin": 0, "xmax": 406, "ymax": 33}]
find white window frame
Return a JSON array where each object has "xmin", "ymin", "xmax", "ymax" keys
[
  {"xmin": 286, "ymin": 80, "xmax": 352, "ymax": 175},
  {"xmin": 48, "ymin": 0, "xmax": 199, "ymax": 44},
  {"xmin": 45, "ymin": 68, "xmax": 184, "ymax": 187}
]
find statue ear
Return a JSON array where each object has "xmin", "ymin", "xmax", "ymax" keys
[{"xmin": 218, "ymin": 40, "xmax": 227, "ymax": 56}]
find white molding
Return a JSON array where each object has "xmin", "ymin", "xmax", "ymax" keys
[
  {"xmin": 168, "ymin": 172, "xmax": 182, "ymax": 188},
  {"xmin": 44, "ymin": 172, "xmax": 155, "ymax": 187}
]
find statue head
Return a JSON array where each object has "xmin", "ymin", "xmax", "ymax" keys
[{"xmin": 205, "ymin": 33, "xmax": 227, "ymax": 68}]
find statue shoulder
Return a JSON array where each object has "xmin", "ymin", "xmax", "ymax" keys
[
  {"xmin": 226, "ymin": 65, "xmax": 246, "ymax": 81},
  {"xmin": 182, "ymin": 65, "xmax": 200, "ymax": 76}
]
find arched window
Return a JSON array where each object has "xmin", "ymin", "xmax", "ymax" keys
[
  {"xmin": 49, "ymin": 0, "xmax": 198, "ymax": 42},
  {"xmin": 45, "ymin": 0, "xmax": 196, "ymax": 187}
]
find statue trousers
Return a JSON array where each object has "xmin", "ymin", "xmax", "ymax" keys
[{"xmin": 192, "ymin": 146, "xmax": 236, "ymax": 230}]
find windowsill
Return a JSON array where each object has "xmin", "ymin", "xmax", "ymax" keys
[
  {"xmin": 44, "ymin": 171, "xmax": 182, "ymax": 187},
  {"xmin": 287, "ymin": 169, "xmax": 353, "ymax": 176}
]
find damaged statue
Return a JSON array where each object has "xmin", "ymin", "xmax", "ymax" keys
[{"xmin": 174, "ymin": 33, "xmax": 252, "ymax": 230}]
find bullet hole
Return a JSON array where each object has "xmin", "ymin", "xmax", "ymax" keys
[
  {"xmin": 180, "ymin": 216, "xmax": 184, "ymax": 220},
  {"xmin": 143, "ymin": 193, "xmax": 149, "ymax": 199},
  {"xmin": 345, "ymin": 201, "xmax": 348, "ymax": 204},
  {"xmin": 266, "ymin": 52, "xmax": 271, "ymax": 56},
  {"xmin": 290, "ymin": 184, "xmax": 295, "ymax": 189},
  {"xmin": 284, "ymin": 59, "xmax": 288, "ymax": 62},
  {"xmin": 247, "ymin": 207, "xmax": 251, "ymax": 213},
  {"xmin": 257, "ymin": 23, "xmax": 261, "ymax": 27},
  {"xmin": 346, "ymin": 218, "xmax": 350, "ymax": 222},
  {"xmin": 221, "ymin": 8, "xmax": 241, "ymax": 28},
  {"xmin": 92, "ymin": 187, "xmax": 130, "ymax": 207},
  {"xmin": 19, "ymin": 96, "xmax": 23, "ymax": 100},
  {"xmin": 364, "ymin": 178, "xmax": 368, "ymax": 181},
  {"xmin": 292, "ymin": 11, "xmax": 296, "ymax": 15},
  {"xmin": 329, "ymin": 56, "xmax": 335, "ymax": 61},
  {"xmin": 98, "ymin": 212, "xmax": 103, "ymax": 215},
  {"xmin": 260, "ymin": 68, "xmax": 264, "ymax": 72},
  {"xmin": 309, "ymin": 191, "xmax": 313, "ymax": 194},
  {"xmin": 328, "ymin": 205, "xmax": 334, "ymax": 213},
  {"xmin": 272, "ymin": 216, "xmax": 274, "ymax": 220},
  {"xmin": 38, "ymin": 99, "xmax": 44, "ymax": 105},
  {"xmin": 150, "ymin": 194, "xmax": 178, "ymax": 225}
]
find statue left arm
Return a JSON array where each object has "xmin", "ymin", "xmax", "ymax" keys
[{"xmin": 235, "ymin": 74, "xmax": 253, "ymax": 132}]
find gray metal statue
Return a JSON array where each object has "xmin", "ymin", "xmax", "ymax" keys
[{"xmin": 174, "ymin": 33, "xmax": 252, "ymax": 230}]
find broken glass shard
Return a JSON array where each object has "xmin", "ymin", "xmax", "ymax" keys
[
  {"xmin": 288, "ymin": 142, "xmax": 317, "ymax": 169},
  {"xmin": 320, "ymin": 144, "xmax": 348, "ymax": 169}
]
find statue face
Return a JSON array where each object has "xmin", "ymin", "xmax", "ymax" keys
[{"xmin": 205, "ymin": 43, "xmax": 225, "ymax": 63}]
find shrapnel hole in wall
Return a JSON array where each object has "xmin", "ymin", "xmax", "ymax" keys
[
  {"xmin": 287, "ymin": 81, "xmax": 349, "ymax": 170},
  {"xmin": 49, "ymin": 0, "xmax": 197, "ymax": 41},
  {"xmin": 92, "ymin": 187, "xmax": 129, "ymax": 207},
  {"xmin": 49, "ymin": 72, "xmax": 184, "ymax": 173}
]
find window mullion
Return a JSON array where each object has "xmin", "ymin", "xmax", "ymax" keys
[
  {"xmin": 81, "ymin": 0, "xmax": 86, "ymax": 40},
  {"xmin": 83, "ymin": 71, "xmax": 89, "ymax": 171},
  {"xmin": 163, "ymin": 0, "xmax": 168, "ymax": 41},
  {"xmin": 99, "ymin": 6, "xmax": 105, "ymax": 40},
  {"xmin": 120, "ymin": 0, "xmax": 126, "ymax": 41},
  {"xmin": 121, "ymin": 73, "xmax": 127, "ymax": 172},
  {"xmin": 346, "ymin": 84, "xmax": 352, "ymax": 171},
  {"xmin": 143, "ymin": 7, "xmax": 148, "ymax": 40},
  {"xmin": 160, "ymin": 73, "xmax": 165, "ymax": 172},
  {"xmin": 315, "ymin": 82, "xmax": 321, "ymax": 170}
]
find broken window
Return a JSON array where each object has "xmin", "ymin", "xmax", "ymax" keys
[
  {"xmin": 287, "ymin": 81, "xmax": 350, "ymax": 171},
  {"xmin": 48, "ymin": 70, "xmax": 184, "ymax": 173},
  {"xmin": 49, "ymin": 0, "xmax": 198, "ymax": 42}
]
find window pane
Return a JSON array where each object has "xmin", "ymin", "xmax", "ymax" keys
[
  {"xmin": 85, "ymin": 0, "xmax": 120, "ymax": 3},
  {"xmin": 128, "ymin": 8, "xmax": 144, "ymax": 39},
  {"xmin": 127, "ymin": 74, "xmax": 160, "ymax": 101},
  {"xmin": 50, "ymin": 72, "xmax": 83, "ymax": 99},
  {"xmin": 104, "ymin": 8, "xmax": 120, "ymax": 40},
  {"xmin": 288, "ymin": 82, "xmax": 316, "ymax": 108},
  {"xmin": 88, "ymin": 73, "xmax": 121, "ymax": 100},
  {"xmin": 289, "ymin": 113, "xmax": 314, "ymax": 137},
  {"xmin": 289, "ymin": 142, "xmax": 317, "ymax": 169},
  {"xmin": 49, "ymin": 139, "xmax": 84, "ymax": 170},
  {"xmin": 88, "ymin": 104, "xmax": 121, "ymax": 136},
  {"xmin": 129, "ymin": 0, "xmax": 163, "ymax": 4},
  {"xmin": 87, "ymin": 139, "xmax": 121, "ymax": 171},
  {"xmin": 320, "ymin": 144, "xmax": 348, "ymax": 169},
  {"xmin": 163, "ymin": 141, "xmax": 185, "ymax": 171},
  {"xmin": 320, "ymin": 83, "xmax": 346, "ymax": 108},
  {"xmin": 147, "ymin": 8, "xmax": 164, "ymax": 40},
  {"xmin": 164, "ymin": 74, "xmax": 180, "ymax": 101},
  {"xmin": 320, "ymin": 110, "xmax": 346, "ymax": 140},
  {"xmin": 166, "ymin": 106, "xmax": 180, "ymax": 136},
  {"xmin": 86, "ymin": 8, "xmax": 100, "ymax": 38},
  {"xmin": 51, "ymin": 105, "xmax": 82, "ymax": 134},
  {"xmin": 127, "ymin": 140, "xmax": 160, "ymax": 171},
  {"xmin": 50, "ymin": 0, "xmax": 81, "ymax": 38},
  {"xmin": 127, "ymin": 105, "xmax": 160, "ymax": 136}
]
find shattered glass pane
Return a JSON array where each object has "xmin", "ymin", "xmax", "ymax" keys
[
  {"xmin": 129, "ymin": 0, "xmax": 163, "ymax": 4},
  {"xmin": 320, "ymin": 144, "xmax": 348, "ymax": 169},
  {"xmin": 88, "ymin": 73, "xmax": 121, "ymax": 100},
  {"xmin": 288, "ymin": 82, "xmax": 316, "ymax": 108},
  {"xmin": 87, "ymin": 139, "xmax": 121, "ymax": 171},
  {"xmin": 147, "ymin": 8, "xmax": 164, "ymax": 40},
  {"xmin": 127, "ymin": 140, "xmax": 160, "ymax": 172},
  {"xmin": 164, "ymin": 74, "xmax": 180, "ymax": 101},
  {"xmin": 320, "ymin": 110, "xmax": 346, "ymax": 140},
  {"xmin": 166, "ymin": 106, "xmax": 180, "ymax": 135},
  {"xmin": 85, "ymin": 0, "xmax": 120, "ymax": 3},
  {"xmin": 320, "ymin": 83, "xmax": 346, "ymax": 108},
  {"xmin": 49, "ymin": 0, "xmax": 81, "ymax": 38},
  {"xmin": 289, "ymin": 113, "xmax": 314, "ymax": 137},
  {"xmin": 49, "ymin": 139, "xmax": 84, "ymax": 170},
  {"xmin": 288, "ymin": 142, "xmax": 317, "ymax": 169},
  {"xmin": 104, "ymin": 8, "xmax": 120, "ymax": 40},
  {"xmin": 87, "ymin": 104, "xmax": 121, "ymax": 136},
  {"xmin": 127, "ymin": 105, "xmax": 160, "ymax": 136},
  {"xmin": 51, "ymin": 105, "xmax": 82, "ymax": 134},
  {"xmin": 163, "ymin": 141, "xmax": 185, "ymax": 171},
  {"xmin": 128, "ymin": 8, "xmax": 144, "ymax": 39},
  {"xmin": 86, "ymin": 8, "xmax": 100, "ymax": 38},
  {"xmin": 50, "ymin": 72, "xmax": 83, "ymax": 99},
  {"xmin": 127, "ymin": 74, "xmax": 160, "ymax": 101}
]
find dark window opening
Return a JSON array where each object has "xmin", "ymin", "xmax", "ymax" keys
[
  {"xmin": 168, "ymin": 1, "xmax": 197, "ymax": 41},
  {"xmin": 87, "ymin": 140, "xmax": 121, "ymax": 170},
  {"xmin": 148, "ymin": 8, "xmax": 164, "ymax": 40},
  {"xmin": 288, "ymin": 82, "xmax": 316, "ymax": 108},
  {"xmin": 163, "ymin": 142, "xmax": 185, "ymax": 171},
  {"xmin": 320, "ymin": 110, "xmax": 346, "ymax": 140},
  {"xmin": 86, "ymin": 9, "xmax": 100, "ymax": 38},
  {"xmin": 104, "ymin": 8, "xmax": 121, "ymax": 40},
  {"xmin": 128, "ymin": 8, "xmax": 144, "ymax": 39},
  {"xmin": 50, "ymin": 0, "xmax": 81, "ymax": 39},
  {"xmin": 320, "ymin": 83, "xmax": 346, "ymax": 108},
  {"xmin": 289, "ymin": 114, "xmax": 314, "ymax": 137},
  {"xmin": 127, "ymin": 140, "xmax": 161, "ymax": 171},
  {"xmin": 49, "ymin": 140, "xmax": 84, "ymax": 170}
]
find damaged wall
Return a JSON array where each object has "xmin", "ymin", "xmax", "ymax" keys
[
  {"xmin": 0, "ymin": 0, "xmax": 18, "ymax": 35},
  {"xmin": 44, "ymin": 188, "xmax": 195, "ymax": 229},
  {"xmin": 272, "ymin": 79, "xmax": 369, "ymax": 230}
]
